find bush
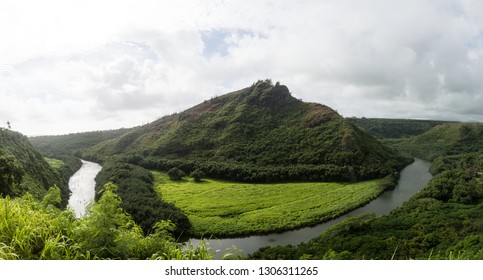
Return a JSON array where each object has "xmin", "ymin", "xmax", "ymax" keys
[
  {"xmin": 167, "ymin": 167, "xmax": 185, "ymax": 181},
  {"xmin": 190, "ymin": 169, "xmax": 205, "ymax": 183}
]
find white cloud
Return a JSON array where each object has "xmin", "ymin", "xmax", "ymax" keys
[{"xmin": 0, "ymin": 0, "xmax": 482, "ymax": 135}]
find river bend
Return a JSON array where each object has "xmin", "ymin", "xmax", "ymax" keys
[
  {"xmin": 189, "ymin": 158, "xmax": 432, "ymax": 258},
  {"xmin": 67, "ymin": 158, "xmax": 432, "ymax": 258}
]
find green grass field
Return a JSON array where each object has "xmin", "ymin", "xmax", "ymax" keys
[
  {"xmin": 153, "ymin": 171, "xmax": 384, "ymax": 237},
  {"xmin": 44, "ymin": 157, "xmax": 64, "ymax": 169}
]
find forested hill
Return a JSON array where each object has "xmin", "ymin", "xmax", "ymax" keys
[
  {"xmin": 347, "ymin": 118, "xmax": 456, "ymax": 139},
  {"xmin": 0, "ymin": 128, "xmax": 68, "ymax": 204},
  {"xmin": 85, "ymin": 80, "xmax": 411, "ymax": 182},
  {"xmin": 387, "ymin": 123, "xmax": 483, "ymax": 160},
  {"xmin": 29, "ymin": 128, "xmax": 134, "ymax": 158}
]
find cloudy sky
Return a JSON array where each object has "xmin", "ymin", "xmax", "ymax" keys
[{"xmin": 1, "ymin": 0, "xmax": 482, "ymax": 136}]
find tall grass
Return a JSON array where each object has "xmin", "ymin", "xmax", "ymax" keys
[
  {"xmin": 0, "ymin": 194, "xmax": 82, "ymax": 259},
  {"xmin": 0, "ymin": 185, "xmax": 216, "ymax": 260}
]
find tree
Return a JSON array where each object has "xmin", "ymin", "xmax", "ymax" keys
[
  {"xmin": 41, "ymin": 185, "xmax": 62, "ymax": 208},
  {"xmin": 451, "ymin": 182, "xmax": 479, "ymax": 204},
  {"xmin": 167, "ymin": 167, "xmax": 185, "ymax": 181},
  {"xmin": 76, "ymin": 182, "xmax": 132, "ymax": 258},
  {"xmin": 190, "ymin": 169, "xmax": 205, "ymax": 183},
  {"xmin": 6, "ymin": 121, "xmax": 11, "ymax": 129},
  {"xmin": 0, "ymin": 153, "xmax": 23, "ymax": 195}
]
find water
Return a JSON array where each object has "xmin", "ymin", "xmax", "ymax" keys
[
  {"xmin": 188, "ymin": 159, "xmax": 432, "ymax": 258},
  {"xmin": 65, "ymin": 158, "xmax": 432, "ymax": 257},
  {"xmin": 67, "ymin": 160, "xmax": 102, "ymax": 218}
]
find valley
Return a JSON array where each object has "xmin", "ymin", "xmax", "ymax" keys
[{"xmin": 0, "ymin": 81, "xmax": 481, "ymax": 260}]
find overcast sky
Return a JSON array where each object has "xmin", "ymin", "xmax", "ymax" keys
[{"xmin": 1, "ymin": 0, "xmax": 482, "ymax": 136}]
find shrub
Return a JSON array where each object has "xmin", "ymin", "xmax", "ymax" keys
[
  {"xmin": 167, "ymin": 167, "xmax": 185, "ymax": 181},
  {"xmin": 190, "ymin": 169, "xmax": 205, "ymax": 183}
]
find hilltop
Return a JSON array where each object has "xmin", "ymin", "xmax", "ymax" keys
[{"xmin": 85, "ymin": 80, "xmax": 411, "ymax": 182}]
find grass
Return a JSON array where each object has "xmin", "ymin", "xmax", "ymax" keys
[
  {"xmin": 44, "ymin": 157, "xmax": 64, "ymax": 169},
  {"xmin": 152, "ymin": 171, "xmax": 384, "ymax": 237},
  {"xmin": 0, "ymin": 188, "xmax": 218, "ymax": 260}
]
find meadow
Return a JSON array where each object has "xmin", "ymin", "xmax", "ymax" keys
[
  {"xmin": 152, "ymin": 171, "xmax": 384, "ymax": 237},
  {"xmin": 44, "ymin": 157, "xmax": 64, "ymax": 169}
]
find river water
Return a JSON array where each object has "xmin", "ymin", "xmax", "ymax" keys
[
  {"xmin": 188, "ymin": 158, "xmax": 432, "ymax": 258},
  {"xmin": 67, "ymin": 158, "xmax": 432, "ymax": 258},
  {"xmin": 67, "ymin": 160, "xmax": 102, "ymax": 218}
]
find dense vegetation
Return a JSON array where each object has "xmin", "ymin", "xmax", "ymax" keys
[
  {"xmin": 0, "ymin": 128, "xmax": 69, "ymax": 207},
  {"xmin": 6, "ymin": 81, "xmax": 479, "ymax": 260},
  {"xmin": 153, "ymin": 171, "xmax": 396, "ymax": 237},
  {"xmin": 0, "ymin": 129, "xmax": 220, "ymax": 259},
  {"xmin": 45, "ymin": 155, "xmax": 83, "ymax": 207},
  {"xmin": 29, "ymin": 128, "xmax": 133, "ymax": 158},
  {"xmin": 250, "ymin": 123, "xmax": 482, "ymax": 260},
  {"xmin": 86, "ymin": 80, "xmax": 410, "ymax": 183},
  {"xmin": 94, "ymin": 162, "xmax": 190, "ymax": 237},
  {"xmin": 386, "ymin": 123, "xmax": 482, "ymax": 160},
  {"xmin": 348, "ymin": 118, "xmax": 454, "ymax": 139},
  {"xmin": 0, "ymin": 184, "xmax": 215, "ymax": 260}
]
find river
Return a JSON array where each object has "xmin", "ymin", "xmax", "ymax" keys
[
  {"xmin": 67, "ymin": 160, "xmax": 102, "ymax": 218},
  {"xmin": 188, "ymin": 158, "xmax": 432, "ymax": 258},
  {"xmin": 67, "ymin": 158, "xmax": 432, "ymax": 258}
]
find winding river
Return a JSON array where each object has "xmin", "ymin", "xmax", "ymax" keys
[
  {"xmin": 188, "ymin": 158, "xmax": 432, "ymax": 258},
  {"xmin": 67, "ymin": 160, "xmax": 102, "ymax": 218},
  {"xmin": 67, "ymin": 158, "xmax": 432, "ymax": 258}
]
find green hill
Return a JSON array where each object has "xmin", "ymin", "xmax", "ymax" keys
[
  {"xmin": 86, "ymin": 80, "xmax": 411, "ymax": 182},
  {"xmin": 347, "ymin": 118, "xmax": 455, "ymax": 139},
  {"xmin": 388, "ymin": 123, "xmax": 483, "ymax": 160},
  {"xmin": 29, "ymin": 128, "xmax": 134, "ymax": 158},
  {"xmin": 0, "ymin": 128, "xmax": 68, "ymax": 205}
]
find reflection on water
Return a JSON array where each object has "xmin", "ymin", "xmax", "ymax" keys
[
  {"xmin": 68, "ymin": 160, "xmax": 102, "ymax": 218},
  {"xmin": 189, "ymin": 159, "xmax": 432, "ymax": 258}
]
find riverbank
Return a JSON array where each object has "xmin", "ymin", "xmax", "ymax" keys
[{"xmin": 188, "ymin": 159, "xmax": 432, "ymax": 258}]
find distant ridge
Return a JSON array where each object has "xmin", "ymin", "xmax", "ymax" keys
[{"xmin": 389, "ymin": 122, "xmax": 483, "ymax": 160}]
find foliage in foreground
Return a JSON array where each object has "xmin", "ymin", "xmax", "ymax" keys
[
  {"xmin": 0, "ymin": 184, "xmax": 215, "ymax": 260},
  {"xmin": 153, "ymin": 171, "xmax": 386, "ymax": 237}
]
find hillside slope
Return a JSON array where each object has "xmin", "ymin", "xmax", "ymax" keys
[
  {"xmin": 86, "ymin": 80, "xmax": 410, "ymax": 182},
  {"xmin": 0, "ymin": 128, "xmax": 67, "ymax": 204},
  {"xmin": 348, "ymin": 118, "xmax": 455, "ymax": 139},
  {"xmin": 387, "ymin": 123, "xmax": 482, "ymax": 160},
  {"xmin": 29, "ymin": 128, "xmax": 134, "ymax": 157}
]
